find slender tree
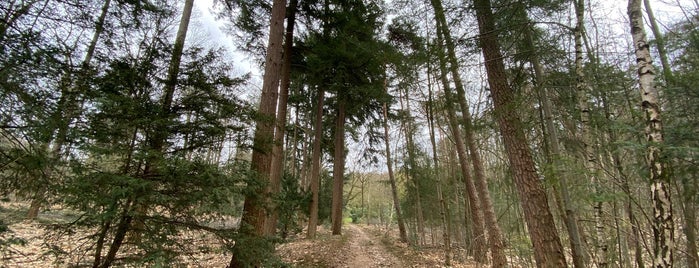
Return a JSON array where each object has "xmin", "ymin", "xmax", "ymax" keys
[
  {"xmin": 331, "ymin": 99, "xmax": 346, "ymax": 235},
  {"xmin": 382, "ymin": 93, "xmax": 408, "ymax": 243},
  {"xmin": 572, "ymin": 0, "xmax": 607, "ymax": 266},
  {"xmin": 430, "ymin": 0, "xmax": 507, "ymax": 264},
  {"xmin": 628, "ymin": 0, "xmax": 674, "ymax": 267},
  {"xmin": 523, "ymin": 14, "xmax": 586, "ymax": 267},
  {"xmin": 473, "ymin": 0, "xmax": 568, "ymax": 266},
  {"xmin": 432, "ymin": 13, "xmax": 487, "ymax": 262},
  {"xmin": 27, "ymin": 0, "xmax": 113, "ymax": 220},
  {"xmin": 306, "ymin": 87, "xmax": 324, "ymax": 239},
  {"xmin": 426, "ymin": 62, "xmax": 451, "ymax": 265}
]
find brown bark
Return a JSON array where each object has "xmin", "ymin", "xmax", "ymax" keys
[
  {"xmin": 399, "ymin": 86, "xmax": 425, "ymax": 246},
  {"xmin": 473, "ymin": 0, "xmax": 567, "ymax": 267},
  {"xmin": 628, "ymin": 1, "xmax": 675, "ymax": 267},
  {"xmin": 265, "ymin": 0, "xmax": 298, "ymax": 236},
  {"xmin": 97, "ymin": 201, "xmax": 134, "ymax": 268},
  {"xmin": 440, "ymin": 16, "xmax": 507, "ymax": 268},
  {"xmin": 426, "ymin": 65, "xmax": 451, "ymax": 265},
  {"xmin": 431, "ymin": 13, "xmax": 487, "ymax": 262},
  {"xmin": 382, "ymin": 98, "xmax": 408, "ymax": 243},
  {"xmin": 524, "ymin": 13, "xmax": 586, "ymax": 267},
  {"xmin": 306, "ymin": 88, "xmax": 324, "ymax": 239},
  {"xmin": 331, "ymin": 100, "xmax": 347, "ymax": 235},
  {"xmin": 229, "ymin": 0, "xmax": 287, "ymax": 265}
]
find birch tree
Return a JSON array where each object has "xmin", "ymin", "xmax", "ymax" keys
[{"xmin": 628, "ymin": 0, "xmax": 674, "ymax": 267}]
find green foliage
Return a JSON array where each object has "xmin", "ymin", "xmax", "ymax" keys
[
  {"xmin": 299, "ymin": 0, "xmax": 390, "ymax": 120},
  {"xmin": 276, "ymin": 171, "xmax": 311, "ymax": 239}
]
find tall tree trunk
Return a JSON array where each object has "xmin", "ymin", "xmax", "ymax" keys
[
  {"xmin": 427, "ymin": 64, "xmax": 451, "ymax": 265},
  {"xmin": 306, "ymin": 88, "xmax": 324, "ymax": 239},
  {"xmin": 681, "ymin": 177, "xmax": 699, "ymax": 268},
  {"xmin": 130, "ymin": 0, "xmax": 195, "ymax": 243},
  {"xmin": 572, "ymin": 0, "xmax": 607, "ymax": 266},
  {"xmin": 399, "ymin": 85, "xmax": 425, "ymax": 246},
  {"xmin": 229, "ymin": 0, "xmax": 287, "ymax": 265},
  {"xmin": 382, "ymin": 96, "xmax": 408, "ymax": 243},
  {"xmin": 628, "ymin": 0, "xmax": 674, "ymax": 267},
  {"xmin": 437, "ymin": 12, "xmax": 507, "ymax": 267},
  {"xmin": 644, "ymin": 1, "xmax": 697, "ymax": 266},
  {"xmin": 432, "ymin": 14, "xmax": 487, "ymax": 262},
  {"xmin": 473, "ymin": 0, "xmax": 568, "ymax": 266},
  {"xmin": 265, "ymin": 0, "xmax": 298, "ymax": 236},
  {"xmin": 525, "ymin": 15, "xmax": 586, "ymax": 267},
  {"xmin": 27, "ymin": 0, "xmax": 113, "ymax": 220},
  {"xmin": 331, "ymin": 100, "xmax": 347, "ymax": 235},
  {"xmin": 601, "ymin": 75, "xmax": 647, "ymax": 268}
]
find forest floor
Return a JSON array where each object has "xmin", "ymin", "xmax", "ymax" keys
[
  {"xmin": 2, "ymin": 201, "xmax": 478, "ymax": 267},
  {"xmin": 277, "ymin": 224, "xmax": 479, "ymax": 268}
]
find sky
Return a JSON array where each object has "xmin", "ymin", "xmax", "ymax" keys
[{"xmin": 192, "ymin": 0, "xmax": 260, "ymax": 79}]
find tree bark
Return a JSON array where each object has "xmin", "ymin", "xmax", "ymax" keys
[
  {"xmin": 572, "ymin": 0, "xmax": 607, "ymax": 266},
  {"xmin": 306, "ymin": 88, "xmax": 324, "ymax": 239},
  {"xmin": 382, "ymin": 96, "xmax": 408, "ymax": 243},
  {"xmin": 426, "ymin": 64, "xmax": 451, "ymax": 265},
  {"xmin": 399, "ymin": 84, "xmax": 425, "ymax": 246},
  {"xmin": 438, "ymin": 11, "xmax": 508, "ymax": 268},
  {"xmin": 432, "ymin": 13, "xmax": 487, "ymax": 262},
  {"xmin": 644, "ymin": 2, "xmax": 696, "ymax": 265},
  {"xmin": 473, "ymin": 0, "xmax": 568, "ymax": 267},
  {"xmin": 331, "ymin": 99, "xmax": 347, "ymax": 235},
  {"xmin": 265, "ymin": 0, "xmax": 298, "ymax": 236},
  {"xmin": 524, "ymin": 14, "xmax": 586, "ymax": 267},
  {"xmin": 229, "ymin": 0, "xmax": 287, "ymax": 265},
  {"xmin": 628, "ymin": 1, "xmax": 675, "ymax": 267}
]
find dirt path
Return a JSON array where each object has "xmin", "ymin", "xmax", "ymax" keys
[
  {"xmin": 276, "ymin": 224, "xmax": 403, "ymax": 267},
  {"xmin": 343, "ymin": 224, "xmax": 402, "ymax": 268},
  {"xmin": 277, "ymin": 224, "xmax": 478, "ymax": 267}
]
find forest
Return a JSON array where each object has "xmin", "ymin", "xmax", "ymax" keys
[{"xmin": 0, "ymin": 0, "xmax": 697, "ymax": 267}]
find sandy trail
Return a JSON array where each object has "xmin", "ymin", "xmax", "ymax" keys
[{"xmin": 343, "ymin": 224, "xmax": 402, "ymax": 268}]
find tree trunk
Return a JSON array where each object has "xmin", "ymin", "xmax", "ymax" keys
[
  {"xmin": 265, "ymin": 0, "xmax": 298, "ymax": 236},
  {"xmin": 306, "ymin": 88, "xmax": 324, "ymax": 239},
  {"xmin": 432, "ymin": 14, "xmax": 487, "ymax": 262},
  {"xmin": 437, "ymin": 9, "xmax": 507, "ymax": 265},
  {"xmin": 382, "ymin": 97, "xmax": 408, "ymax": 243},
  {"xmin": 427, "ymin": 65, "xmax": 451, "ymax": 265},
  {"xmin": 644, "ymin": 2, "xmax": 696, "ymax": 265},
  {"xmin": 399, "ymin": 85, "xmax": 425, "ymax": 246},
  {"xmin": 682, "ymin": 177, "xmax": 699, "ymax": 268},
  {"xmin": 572, "ymin": 0, "xmax": 607, "ymax": 266},
  {"xmin": 473, "ymin": 0, "xmax": 568, "ymax": 266},
  {"xmin": 97, "ymin": 201, "xmax": 134, "ymax": 268},
  {"xmin": 229, "ymin": 0, "xmax": 287, "ymax": 265},
  {"xmin": 524, "ymin": 14, "xmax": 586, "ymax": 267},
  {"xmin": 27, "ymin": 0, "xmax": 113, "ymax": 221},
  {"xmin": 628, "ymin": 1, "xmax": 675, "ymax": 267},
  {"xmin": 130, "ymin": 0, "xmax": 195, "ymax": 244},
  {"xmin": 331, "ymin": 99, "xmax": 347, "ymax": 235}
]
